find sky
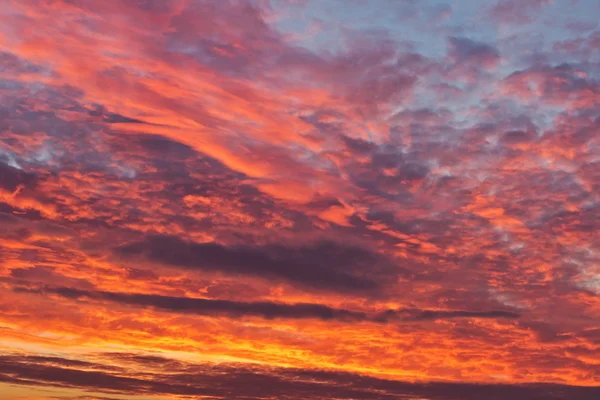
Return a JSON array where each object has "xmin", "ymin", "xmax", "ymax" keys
[{"xmin": 0, "ymin": 0, "xmax": 599, "ymax": 399}]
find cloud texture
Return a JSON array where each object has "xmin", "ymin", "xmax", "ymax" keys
[{"xmin": 0, "ymin": 0, "xmax": 599, "ymax": 398}]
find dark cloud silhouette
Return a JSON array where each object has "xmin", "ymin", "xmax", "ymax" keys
[
  {"xmin": 0, "ymin": 202, "xmax": 44, "ymax": 220},
  {"xmin": 38, "ymin": 286, "xmax": 370, "ymax": 322},
  {"xmin": 115, "ymin": 235, "xmax": 389, "ymax": 292},
  {"xmin": 0, "ymin": 161, "xmax": 37, "ymax": 192},
  {"xmin": 378, "ymin": 308, "xmax": 521, "ymax": 322},
  {"xmin": 102, "ymin": 113, "xmax": 147, "ymax": 124},
  {"xmin": 18, "ymin": 285, "xmax": 520, "ymax": 324}
]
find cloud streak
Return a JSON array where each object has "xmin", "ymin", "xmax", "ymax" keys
[
  {"xmin": 1, "ymin": 353, "xmax": 599, "ymax": 400},
  {"xmin": 17, "ymin": 285, "xmax": 521, "ymax": 324}
]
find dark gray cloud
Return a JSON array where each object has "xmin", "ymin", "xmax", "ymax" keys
[
  {"xmin": 102, "ymin": 113, "xmax": 147, "ymax": 124},
  {"xmin": 115, "ymin": 235, "xmax": 389, "ymax": 292},
  {"xmin": 0, "ymin": 202, "xmax": 44, "ymax": 220},
  {"xmin": 38, "ymin": 286, "xmax": 370, "ymax": 322},
  {"xmin": 19, "ymin": 285, "xmax": 520, "ymax": 324},
  {"xmin": 378, "ymin": 308, "xmax": 521, "ymax": 322},
  {"xmin": 0, "ymin": 161, "xmax": 37, "ymax": 192}
]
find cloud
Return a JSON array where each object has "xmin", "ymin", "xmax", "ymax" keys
[
  {"xmin": 36, "ymin": 286, "xmax": 371, "ymax": 322},
  {"xmin": 380, "ymin": 308, "xmax": 521, "ymax": 322},
  {"xmin": 0, "ymin": 0, "xmax": 599, "ymax": 395},
  {"xmin": 501, "ymin": 64, "xmax": 600, "ymax": 110},
  {"xmin": 448, "ymin": 37, "xmax": 501, "ymax": 68},
  {"xmin": 0, "ymin": 161, "xmax": 37, "ymax": 192},
  {"xmin": 0, "ymin": 353, "xmax": 598, "ymax": 400},
  {"xmin": 18, "ymin": 285, "xmax": 520, "ymax": 325},
  {"xmin": 115, "ymin": 235, "xmax": 390, "ymax": 293},
  {"xmin": 490, "ymin": 0, "xmax": 553, "ymax": 25}
]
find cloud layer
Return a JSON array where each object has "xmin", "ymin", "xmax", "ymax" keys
[{"xmin": 0, "ymin": 0, "xmax": 599, "ymax": 398}]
